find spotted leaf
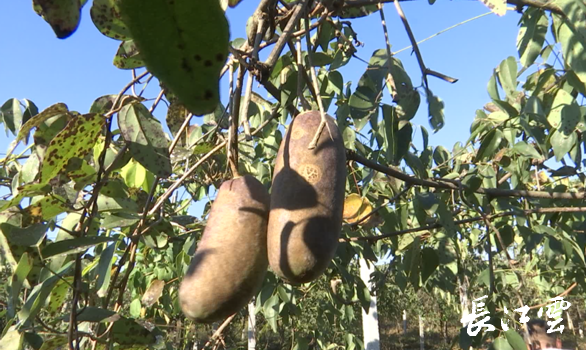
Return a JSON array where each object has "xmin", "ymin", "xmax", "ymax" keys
[
  {"xmin": 118, "ymin": 103, "xmax": 172, "ymax": 178},
  {"xmin": 119, "ymin": 0, "xmax": 229, "ymax": 115},
  {"xmin": 33, "ymin": 0, "xmax": 83, "ymax": 39},
  {"xmin": 90, "ymin": 0, "xmax": 131, "ymax": 40},
  {"xmin": 40, "ymin": 113, "xmax": 105, "ymax": 184}
]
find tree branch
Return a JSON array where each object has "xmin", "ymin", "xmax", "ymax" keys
[
  {"xmin": 347, "ymin": 150, "xmax": 586, "ymax": 200},
  {"xmin": 343, "ymin": 206, "xmax": 586, "ymax": 242}
]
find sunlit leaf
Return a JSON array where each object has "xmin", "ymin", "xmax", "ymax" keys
[
  {"xmin": 40, "ymin": 113, "xmax": 105, "ymax": 184},
  {"xmin": 118, "ymin": 103, "xmax": 172, "ymax": 178}
]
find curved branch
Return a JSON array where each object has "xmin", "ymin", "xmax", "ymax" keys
[
  {"xmin": 342, "ymin": 206, "xmax": 586, "ymax": 242},
  {"xmin": 346, "ymin": 150, "xmax": 586, "ymax": 200}
]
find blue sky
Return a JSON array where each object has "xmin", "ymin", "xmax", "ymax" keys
[
  {"xmin": 0, "ymin": 1, "xmax": 526, "ymax": 217},
  {"xmin": 1, "ymin": 1, "xmax": 523, "ymax": 148}
]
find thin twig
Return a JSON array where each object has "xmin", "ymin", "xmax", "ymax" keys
[
  {"xmin": 228, "ymin": 68, "xmax": 246, "ymax": 177},
  {"xmin": 168, "ymin": 114, "xmax": 194, "ymax": 154},
  {"xmin": 203, "ymin": 314, "xmax": 237, "ymax": 349},
  {"xmin": 149, "ymin": 90, "xmax": 166, "ymax": 113},
  {"xmin": 264, "ymin": 0, "xmax": 310, "ymax": 72},
  {"xmin": 295, "ymin": 37, "xmax": 310, "ymax": 111},
  {"xmin": 393, "ymin": 0, "xmax": 429, "ymax": 89},
  {"xmin": 378, "ymin": 2, "xmax": 397, "ymax": 100},
  {"xmin": 304, "ymin": 15, "xmax": 332, "ymax": 149}
]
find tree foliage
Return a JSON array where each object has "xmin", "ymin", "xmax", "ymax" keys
[{"xmin": 1, "ymin": 0, "xmax": 586, "ymax": 349}]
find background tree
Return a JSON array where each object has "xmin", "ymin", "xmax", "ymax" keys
[{"xmin": 1, "ymin": 0, "xmax": 586, "ymax": 349}]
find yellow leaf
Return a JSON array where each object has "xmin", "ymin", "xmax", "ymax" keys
[{"xmin": 343, "ymin": 193, "xmax": 365, "ymax": 220}]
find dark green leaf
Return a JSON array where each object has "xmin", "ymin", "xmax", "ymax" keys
[
  {"xmin": 475, "ymin": 129, "xmax": 503, "ymax": 162},
  {"xmin": 63, "ymin": 306, "xmax": 119, "ymax": 323},
  {"xmin": 1, "ymin": 99, "xmax": 23, "ymax": 136},
  {"xmin": 41, "ymin": 236, "xmax": 118, "ymax": 258},
  {"xmin": 119, "ymin": 0, "xmax": 229, "ymax": 115},
  {"xmin": 33, "ymin": 0, "xmax": 82, "ymax": 38},
  {"xmin": 420, "ymin": 247, "xmax": 439, "ymax": 284},
  {"xmin": 111, "ymin": 316, "xmax": 156, "ymax": 345}
]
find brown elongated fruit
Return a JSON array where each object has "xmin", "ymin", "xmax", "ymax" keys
[
  {"xmin": 267, "ymin": 111, "xmax": 346, "ymax": 283},
  {"xmin": 179, "ymin": 175, "xmax": 270, "ymax": 323}
]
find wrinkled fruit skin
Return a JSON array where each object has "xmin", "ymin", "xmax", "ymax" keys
[
  {"xmin": 179, "ymin": 175, "xmax": 270, "ymax": 323},
  {"xmin": 267, "ymin": 111, "xmax": 346, "ymax": 284}
]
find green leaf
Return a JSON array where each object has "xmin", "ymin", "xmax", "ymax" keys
[
  {"xmin": 523, "ymin": 95, "xmax": 544, "ymax": 117},
  {"xmin": 492, "ymin": 337, "xmax": 514, "ymax": 350},
  {"xmin": 547, "ymin": 89, "xmax": 575, "ymax": 129},
  {"xmin": 113, "ymin": 40, "xmax": 144, "ymax": 69},
  {"xmin": 119, "ymin": 0, "xmax": 229, "ymax": 115},
  {"xmin": 550, "ymin": 128, "xmax": 577, "ymax": 161},
  {"xmin": 118, "ymin": 103, "xmax": 172, "ymax": 178},
  {"xmin": 40, "ymin": 113, "xmax": 105, "ymax": 184},
  {"xmin": 382, "ymin": 105, "xmax": 412, "ymax": 164},
  {"xmin": 9, "ymin": 253, "xmax": 34, "ymax": 318},
  {"xmin": 38, "ymin": 336, "xmax": 67, "ymax": 350},
  {"xmin": 111, "ymin": 316, "xmax": 156, "ymax": 345},
  {"xmin": 96, "ymin": 241, "xmax": 118, "ymax": 297},
  {"xmin": 433, "ymin": 146, "xmax": 450, "ymax": 167},
  {"xmin": 18, "ymin": 261, "xmax": 73, "ymax": 326},
  {"xmin": 263, "ymin": 294, "xmax": 280, "ymax": 332},
  {"xmin": 517, "ymin": 9, "xmax": 548, "ymax": 67},
  {"xmin": 355, "ymin": 278, "xmax": 371, "ymax": 312},
  {"xmin": 1, "ymin": 223, "xmax": 47, "ymax": 247},
  {"xmin": 1, "ymin": 99, "xmax": 23, "ymax": 136},
  {"xmin": 420, "ymin": 248, "xmax": 439, "ymax": 284},
  {"xmin": 427, "ymin": 90, "xmax": 445, "ymax": 132},
  {"xmin": 309, "ymin": 52, "xmax": 334, "ymax": 67},
  {"xmin": 64, "ymin": 307, "xmax": 118, "ymax": 323},
  {"xmin": 90, "ymin": 0, "xmax": 130, "ymax": 40},
  {"xmin": 475, "ymin": 129, "xmax": 503, "ymax": 162},
  {"xmin": 33, "ymin": 0, "xmax": 82, "ymax": 39},
  {"xmin": 129, "ymin": 298, "xmax": 141, "ymax": 318},
  {"xmin": 349, "ymin": 49, "xmax": 388, "ymax": 126},
  {"xmin": 487, "ymin": 71, "xmax": 501, "ymax": 101},
  {"xmin": 102, "ymin": 213, "xmax": 139, "ymax": 229},
  {"xmin": 41, "ymin": 236, "xmax": 118, "ymax": 258},
  {"xmin": 0, "ymin": 329, "xmax": 23, "ymax": 350},
  {"xmin": 46, "ymin": 277, "xmax": 72, "ymax": 316},
  {"xmin": 512, "ymin": 141, "xmax": 542, "ymax": 159},
  {"xmin": 552, "ymin": 0, "xmax": 586, "ymax": 85},
  {"xmin": 21, "ymin": 195, "xmax": 69, "ymax": 223},
  {"xmin": 120, "ymin": 159, "xmax": 147, "ymax": 188},
  {"xmin": 6, "ymin": 103, "xmax": 69, "ymax": 159}
]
